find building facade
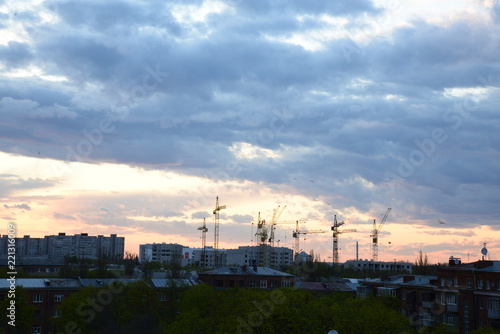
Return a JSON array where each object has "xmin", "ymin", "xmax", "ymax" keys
[
  {"xmin": 139, "ymin": 243, "xmax": 185, "ymax": 266},
  {"xmin": 226, "ymin": 245, "xmax": 293, "ymax": 269},
  {"xmin": 198, "ymin": 266, "xmax": 294, "ymax": 289},
  {"xmin": 358, "ymin": 258, "xmax": 500, "ymax": 333},
  {"xmin": 344, "ymin": 259, "xmax": 413, "ymax": 273},
  {"xmin": 0, "ymin": 233, "xmax": 124, "ymax": 262}
]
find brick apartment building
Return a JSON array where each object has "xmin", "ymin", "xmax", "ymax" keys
[
  {"xmin": 198, "ymin": 266, "xmax": 294, "ymax": 289},
  {"xmin": 359, "ymin": 258, "xmax": 500, "ymax": 333},
  {"xmin": 0, "ymin": 277, "xmax": 196, "ymax": 334}
]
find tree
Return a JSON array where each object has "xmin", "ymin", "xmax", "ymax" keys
[
  {"xmin": 0, "ymin": 286, "xmax": 35, "ymax": 333},
  {"xmin": 53, "ymin": 281, "xmax": 165, "ymax": 334},
  {"xmin": 414, "ymin": 250, "xmax": 430, "ymax": 275},
  {"xmin": 122, "ymin": 252, "xmax": 138, "ymax": 276}
]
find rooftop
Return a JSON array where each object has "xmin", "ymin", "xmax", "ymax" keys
[{"xmin": 200, "ymin": 266, "xmax": 294, "ymax": 277}]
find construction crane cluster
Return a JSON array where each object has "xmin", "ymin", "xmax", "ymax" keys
[{"xmin": 196, "ymin": 196, "xmax": 392, "ymax": 267}]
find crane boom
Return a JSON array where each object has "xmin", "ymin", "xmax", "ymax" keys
[
  {"xmin": 293, "ymin": 229, "xmax": 325, "ymax": 261},
  {"xmin": 371, "ymin": 208, "xmax": 391, "ymax": 262}
]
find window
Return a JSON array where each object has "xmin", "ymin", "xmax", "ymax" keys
[
  {"xmin": 441, "ymin": 293, "xmax": 446, "ymax": 305},
  {"xmin": 466, "ymin": 278, "xmax": 472, "ymax": 288},
  {"xmin": 478, "ymin": 280, "xmax": 483, "ymax": 289},
  {"xmin": 54, "ymin": 310, "xmax": 62, "ymax": 317},
  {"xmin": 281, "ymin": 281, "xmax": 291, "ymax": 288},
  {"xmin": 486, "ymin": 280, "xmax": 490, "ymax": 290},
  {"xmin": 441, "ymin": 278, "xmax": 445, "ymax": 287},
  {"xmin": 54, "ymin": 295, "xmax": 64, "ymax": 302},
  {"xmin": 480, "ymin": 299, "xmax": 484, "ymax": 309},
  {"xmin": 33, "ymin": 294, "xmax": 43, "ymax": 303},
  {"xmin": 260, "ymin": 280, "xmax": 268, "ymax": 288},
  {"xmin": 159, "ymin": 293, "xmax": 168, "ymax": 302},
  {"xmin": 454, "ymin": 277, "xmax": 458, "ymax": 287},
  {"xmin": 487, "ymin": 299, "xmax": 499, "ymax": 310},
  {"xmin": 447, "ymin": 294, "xmax": 457, "ymax": 305},
  {"xmin": 31, "ymin": 327, "xmax": 41, "ymax": 334},
  {"xmin": 446, "ymin": 316, "xmax": 455, "ymax": 326},
  {"xmin": 249, "ymin": 280, "xmax": 256, "ymax": 288}
]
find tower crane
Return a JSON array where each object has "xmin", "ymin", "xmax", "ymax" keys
[
  {"xmin": 197, "ymin": 218, "xmax": 208, "ymax": 267},
  {"xmin": 267, "ymin": 205, "xmax": 287, "ymax": 249},
  {"xmin": 213, "ymin": 196, "xmax": 226, "ymax": 268},
  {"xmin": 254, "ymin": 205, "xmax": 305, "ymax": 267},
  {"xmin": 371, "ymin": 208, "xmax": 391, "ymax": 262},
  {"xmin": 331, "ymin": 215, "xmax": 356, "ymax": 265},
  {"xmin": 292, "ymin": 229, "xmax": 325, "ymax": 262}
]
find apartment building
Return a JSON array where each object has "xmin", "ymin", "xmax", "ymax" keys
[
  {"xmin": 358, "ymin": 258, "xmax": 500, "ymax": 333},
  {"xmin": 0, "ymin": 233, "xmax": 124, "ymax": 262},
  {"xmin": 226, "ymin": 245, "xmax": 293, "ymax": 269}
]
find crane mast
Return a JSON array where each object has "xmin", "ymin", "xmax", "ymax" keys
[
  {"xmin": 292, "ymin": 229, "xmax": 324, "ymax": 262},
  {"xmin": 331, "ymin": 215, "xmax": 356, "ymax": 265},
  {"xmin": 197, "ymin": 218, "xmax": 208, "ymax": 267},
  {"xmin": 371, "ymin": 208, "xmax": 391, "ymax": 262},
  {"xmin": 213, "ymin": 196, "xmax": 226, "ymax": 268}
]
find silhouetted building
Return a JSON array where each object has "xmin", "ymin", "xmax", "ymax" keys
[{"xmin": 198, "ymin": 266, "xmax": 294, "ymax": 289}]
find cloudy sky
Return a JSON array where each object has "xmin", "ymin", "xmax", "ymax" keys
[{"xmin": 1, "ymin": 0, "xmax": 499, "ymax": 264}]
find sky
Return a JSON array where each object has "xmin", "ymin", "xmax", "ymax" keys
[{"xmin": 1, "ymin": 0, "xmax": 500, "ymax": 264}]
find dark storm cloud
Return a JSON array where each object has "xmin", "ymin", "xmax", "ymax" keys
[
  {"xmin": 54, "ymin": 0, "xmax": 182, "ymax": 35},
  {"xmin": 229, "ymin": 214, "xmax": 253, "ymax": 224},
  {"xmin": 3, "ymin": 203, "xmax": 31, "ymax": 210},
  {"xmin": 191, "ymin": 211, "xmax": 211, "ymax": 219},
  {"xmin": 1, "ymin": 0, "xmax": 500, "ymax": 231},
  {"xmin": 0, "ymin": 41, "xmax": 33, "ymax": 68},
  {"xmin": 0, "ymin": 176, "xmax": 56, "ymax": 197}
]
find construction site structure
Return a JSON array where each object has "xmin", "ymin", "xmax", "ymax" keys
[
  {"xmin": 197, "ymin": 218, "xmax": 208, "ymax": 267},
  {"xmin": 213, "ymin": 196, "xmax": 226, "ymax": 268},
  {"xmin": 293, "ymin": 228, "xmax": 325, "ymax": 262},
  {"xmin": 370, "ymin": 208, "xmax": 391, "ymax": 262},
  {"xmin": 254, "ymin": 205, "xmax": 305, "ymax": 267},
  {"xmin": 331, "ymin": 215, "xmax": 356, "ymax": 265}
]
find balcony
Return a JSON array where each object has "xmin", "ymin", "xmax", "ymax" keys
[
  {"xmin": 447, "ymin": 304, "xmax": 459, "ymax": 313},
  {"xmin": 488, "ymin": 309, "xmax": 500, "ymax": 319}
]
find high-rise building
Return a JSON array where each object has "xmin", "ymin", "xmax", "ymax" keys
[
  {"xmin": 226, "ymin": 245, "xmax": 293, "ymax": 269},
  {"xmin": 0, "ymin": 233, "xmax": 124, "ymax": 262},
  {"xmin": 138, "ymin": 243, "xmax": 185, "ymax": 265}
]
